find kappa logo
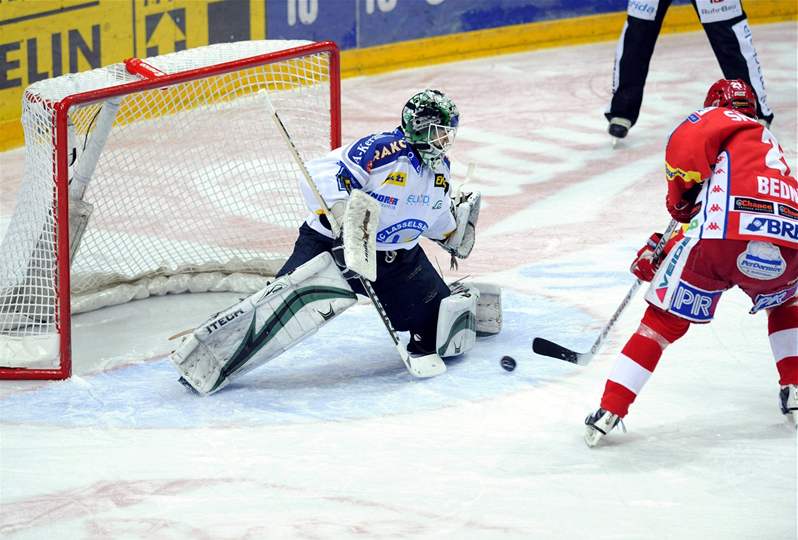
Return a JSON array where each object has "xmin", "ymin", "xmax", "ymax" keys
[
  {"xmin": 712, "ymin": 185, "xmax": 725, "ymax": 193},
  {"xmin": 714, "ymin": 168, "xmax": 725, "ymax": 175},
  {"xmin": 707, "ymin": 222, "xmax": 720, "ymax": 230},
  {"xmin": 709, "ymin": 203, "xmax": 722, "ymax": 212}
]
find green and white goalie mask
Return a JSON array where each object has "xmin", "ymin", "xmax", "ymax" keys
[
  {"xmin": 170, "ymin": 252, "xmax": 356, "ymax": 395},
  {"xmin": 401, "ymin": 89, "xmax": 459, "ymax": 169}
]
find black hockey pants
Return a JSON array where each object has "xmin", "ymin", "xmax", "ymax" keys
[{"xmin": 277, "ymin": 223, "xmax": 451, "ymax": 354}]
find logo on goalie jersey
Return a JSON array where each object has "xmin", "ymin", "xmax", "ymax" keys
[
  {"xmin": 383, "ymin": 171, "xmax": 407, "ymax": 187},
  {"xmin": 376, "ymin": 219, "xmax": 428, "ymax": 244}
]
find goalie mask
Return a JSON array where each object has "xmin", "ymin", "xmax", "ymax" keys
[
  {"xmin": 703, "ymin": 79, "xmax": 757, "ymax": 118},
  {"xmin": 401, "ymin": 89, "xmax": 459, "ymax": 169}
]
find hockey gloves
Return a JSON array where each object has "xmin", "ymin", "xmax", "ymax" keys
[
  {"xmin": 630, "ymin": 229, "xmax": 683, "ymax": 282},
  {"xmin": 436, "ymin": 191, "xmax": 481, "ymax": 268},
  {"xmin": 630, "ymin": 233, "xmax": 663, "ymax": 282},
  {"xmin": 666, "ymin": 183, "xmax": 702, "ymax": 223}
]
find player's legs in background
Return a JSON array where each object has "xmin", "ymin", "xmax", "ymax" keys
[
  {"xmin": 695, "ymin": 2, "xmax": 774, "ymax": 125},
  {"xmin": 370, "ymin": 246, "xmax": 451, "ymax": 356},
  {"xmin": 605, "ymin": 0, "xmax": 672, "ymax": 138},
  {"xmin": 767, "ymin": 299, "xmax": 798, "ymax": 421}
]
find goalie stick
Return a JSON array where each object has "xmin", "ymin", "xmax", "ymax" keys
[
  {"xmin": 532, "ymin": 219, "xmax": 679, "ymax": 366},
  {"xmin": 263, "ymin": 91, "xmax": 445, "ymax": 379}
]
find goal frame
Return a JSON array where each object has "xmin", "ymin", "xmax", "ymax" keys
[{"xmin": 0, "ymin": 41, "xmax": 341, "ymax": 381}]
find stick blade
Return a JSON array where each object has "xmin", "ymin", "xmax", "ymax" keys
[
  {"xmin": 405, "ymin": 352, "xmax": 447, "ymax": 378},
  {"xmin": 532, "ymin": 337, "xmax": 587, "ymax": 365}
]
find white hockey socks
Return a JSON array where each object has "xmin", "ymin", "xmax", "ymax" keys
[{"xmin": 170, "ymin": 252, "xmax": 356, "ymax": 395}]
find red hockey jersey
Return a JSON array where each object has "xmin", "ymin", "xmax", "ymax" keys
[{"xmin": 665, "ymin": 107, "xmax": 797, "ymax": 249}]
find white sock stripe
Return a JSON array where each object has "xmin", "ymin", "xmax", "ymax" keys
[
  {"xmin": 611, "ymin": 21, "xmax": 628, "ymax": 94},
  {"xmin": 769, "ymin": 327, "xmax": 798, "ymax": 362},
  {"xmin": 608, "ymin": 353, "xmax": 653, "ymax": 395},
  {"xmin": 731, "ymin": 19, "xmax": 772, "ymax": 117}
]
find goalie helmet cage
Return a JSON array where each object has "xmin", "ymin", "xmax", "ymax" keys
[{"xmin": 0, "ymin": 40, "xmax": 341, "ymax": 380}]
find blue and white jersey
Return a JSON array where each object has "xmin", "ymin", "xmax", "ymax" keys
[{"xmin": 300, "ymin": 128, "xmax": 456, "ymax": 251}]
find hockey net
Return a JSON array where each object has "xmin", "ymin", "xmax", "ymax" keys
[{"xmin": 0, "ymin": 40, "xmax": 340, "ymax": 379}]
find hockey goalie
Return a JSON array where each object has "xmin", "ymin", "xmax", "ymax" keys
[{"xmin": 170, "ymin": 89, "xmax": 502, "ymax": 395}]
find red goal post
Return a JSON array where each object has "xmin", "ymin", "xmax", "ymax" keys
[{"xmin": 0, "ymin": 40, "xmax": 341, "ymax": 380}]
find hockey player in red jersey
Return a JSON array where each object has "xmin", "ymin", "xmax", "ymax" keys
[{"xmin": 585, "ymin": 79, "xmax": 798, "ymax": 446}]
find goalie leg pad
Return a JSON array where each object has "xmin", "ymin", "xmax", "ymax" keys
[
  {"xmin": 170, "ymin": 252, "xmax": 356, "ymax": 395},
  {"xmin": 471, "ymin": 282, "xmax": 502, "ymax": 336},
  {"xmin": 436, "ymin": 285, "xmax": 478, "ymax": 358}
]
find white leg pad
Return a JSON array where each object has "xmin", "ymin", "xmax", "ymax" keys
[
  {"xmin": 170, "ymin": 252, "xmax": 356, "ymax": 395},
  {"xmin": 451, "ymin": 281, "xmax": 502, "ymax": 336},
  {"xmin": 470, "ymin": 281, "xmax": 502, "ymax": 336},
  {"xmin": 436, "ymin": 285, "xmax": 478, "ymax": 358}
]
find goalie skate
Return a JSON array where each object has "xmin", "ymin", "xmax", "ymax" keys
[{"xmin": 584, "ymin": 408, "xmax": 623, "ymax": 447}]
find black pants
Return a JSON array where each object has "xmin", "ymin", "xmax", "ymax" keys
[
  {"xmin": 607, "ymin": 0, "xmax": 773, "ymax": 126},
  {"xmin": 277, "ymin": 224, "xmax": 451, "ymax": 353}
]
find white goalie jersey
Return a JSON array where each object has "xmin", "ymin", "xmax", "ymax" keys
[{"xmin": 300, "ymin": 128, "xmax": 457, "ymax": 251}]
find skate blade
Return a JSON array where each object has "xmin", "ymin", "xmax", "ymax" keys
[
  {"xmin": 584, "ymin": 425, "xmax": 605, "ymax": 447},
  {"xmin": 611, "ymin": 136, "xmax": 621, "ymax": 149}
]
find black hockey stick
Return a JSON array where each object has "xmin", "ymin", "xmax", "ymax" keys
[{"xmin": 533, "ymin": 219, "xmax": 679, "ymax": 366}]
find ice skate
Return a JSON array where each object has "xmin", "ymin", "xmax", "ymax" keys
[
  {"xmin": 779, "ymin": 385, "xmax": 798, "ymax": 427},
  {"xmin": 608, "ymin": 117, "xmax": 631, "ymax": 147},
  {"xmin": 584, "ymin": 408, "xmax": 623, "ymax": 447}
]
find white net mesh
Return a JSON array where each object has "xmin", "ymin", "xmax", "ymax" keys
[{"xmin": 0, "ymin": 40, "xmax": 336, "ymax": 369}]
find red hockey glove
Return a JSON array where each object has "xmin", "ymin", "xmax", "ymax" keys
[
  {"xmin": 666, "ymin": 196, "xmax": 702, "ymax": 223},
  {"xmin": 630, "ymin": 233, "xmax": 664, "ymax": 282},
  {"xmin": 666, "ymin": 183, "xmax": 703, "ymax": 223}
]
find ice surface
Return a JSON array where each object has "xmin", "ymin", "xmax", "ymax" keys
[{"xmin": 1, "ymin": 23, "xmax": 796, "ymax": 539}]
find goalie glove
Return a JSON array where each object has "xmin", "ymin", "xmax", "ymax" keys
[{"xmin": 436, "ymin": 191, "xmax": 481, "ymax": 268}]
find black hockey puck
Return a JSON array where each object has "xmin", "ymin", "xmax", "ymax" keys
[{"xmin": 500, "ymin": 355, "xmax": 516, "ymax": 372}]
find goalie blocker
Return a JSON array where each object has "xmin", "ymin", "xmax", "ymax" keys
[{"xmin": 170, "ymin": 252, "xmax": 356, "ymax": 395}]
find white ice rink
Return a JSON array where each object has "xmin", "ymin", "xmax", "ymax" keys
[{"xmin": 1, "ymin": 23, "xmax": 797, "ymax": 539}]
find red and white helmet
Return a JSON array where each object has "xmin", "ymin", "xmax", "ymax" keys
[{"xmin": 703, "ymin": 79, "xmax": 757, "ymax": 118}]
